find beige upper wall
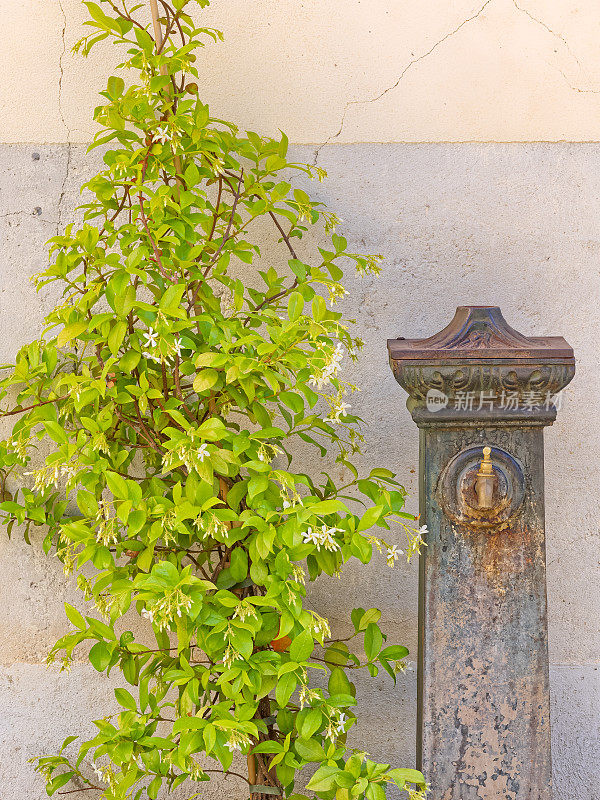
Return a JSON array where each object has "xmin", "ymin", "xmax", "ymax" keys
[{"xmin": 2, "ymin": 0, "xmax": 600, "ymax": 143}]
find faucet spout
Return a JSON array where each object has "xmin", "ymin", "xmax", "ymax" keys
[{"xmin": 475, "ymin": 446, "xmax": 495, "ymax": 509}]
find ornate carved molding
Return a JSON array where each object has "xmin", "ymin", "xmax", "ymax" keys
[
  {"xmin": 391, "ymin": 362, "xmax": 575, "ymax": 402},
  {"xmin": 387, "ymin": 306, "xmax": 575, "ymax": 426}
]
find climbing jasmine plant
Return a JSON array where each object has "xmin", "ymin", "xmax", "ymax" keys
[{"xmin": 0, "ymin": 1, "xmax": 427, "ymax": 799}]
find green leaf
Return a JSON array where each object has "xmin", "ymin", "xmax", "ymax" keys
[
  {"xmin": 324, "ymin": 642, "xmax": 349, "ymax": 667},
  {"xmin": 334, "ymin": 772, "xmax": 355, "ymax": 789},
  {"xmin": 279, "ymin": 391, "xmax": 304, "ymax": 414},
  {"xmin": 386, "ymin": 768, "xmax": 426, "ymax": 789},
  {"xmin": 137, "ymin": 545, "xmax": 154, "ymax": 572},
  {"xmin": 380, "ymin": 645, "xmax": 409, "ymax": 660},
  {"xmin": 85, "ymin": 2, "xmax": 115, "ymax": 29},
  {"xmin": 89, "ymin": 641, "xmax": 111, "ymax": 671},
  {"xmin": 46, "ymin": 771, "xmax": 73, "ymax": 795},
  {"xmin": 287, "ymin": 292, "xmax": 304, "ymax": 322},
  {"xmin": 295, "ymin": 737, "xmax": 325, "ymax": 762},
  {"xmin": 120, "ymin": 349, "xmax": 141, "ymax": 371},
  {"xmin": 57, "ymin": 321, "xmax": 87, "ymax": 348},
  {"xmin": 297, "ymin": 707, "xmax": 322, "ymax": 740},
  {"xmin": 365, "ymin": 782, "xmax": 386, "ymax": 800},
  {"xmin": 369, "ymin": 468, "xmax": 395, "ymax": 480},
  {"xmin": 114, "ymin": 687, "xmax": 137, "ymax": 711},
  {"xmin": 107, "ymin": 75, "xmax": 125, "ymax": 99},
  {"xmin": 229, "ymin": 547, "xmax": 248, "ymax": 582},
  {"xmin": 65, "ymin": 603, "xmax": 86, "ymax": 630},
  {"xmin": 289, "ymin": 629, "xmax": 314, "ymax": 663},
  {"xmin": 275, "ymin": 672, "xmax": 297, "ymax": 708},
  {"xmin": 364, "ymin": 623, "xmax": 383, "ymax": 661},
  {"xmin": 77, "ymin": 490, "xmax": 98, "ymax": 517},
  {"xmin": 357, "ymin": 504, "xmax": 383, "ymax": 533},
  {"xmin": 197, "ymin": 418, "xmax": 226, "ymax": 441},
  {"xmin": 306, "ymin": 764, "xmax": 340, "ymax": 792},
  {"xmin": 44, "ymin": 421, "xmax": 68, "ymax": 445},
  {"xmin": 358, "ymin": 608, "xmax": 381, "ymax": 631},
  {"xmin": 311, "ymin": 295, "xmax": 326, "ymax": 321},
  {"xmin": 252, "ymin": 741, "xmax": 283, "ymax": 755},
  {"xmin": 159, "ymin": 283, "xmax": 186, "ymax": 314},
  {"xmin": 328, "ymin": 667, "xmax": 352, "ymax": 697},
  {"xmin": 108, "ymin": 320, "xmax": 127, "ymax": 356},
  {"xmin": 193, "ymin": 369, "xmax": 218, "ymax": 393},
  {"xmin": 172, "ymin": 716, "xmax": 205, "ymax": 734},
  {"xmin": 351, "ymin": 532, "xmax": 372, "ymax": 563},
  {"xmin": 106, "ymin": 471, "xmax": 128, "ymax": 500}
]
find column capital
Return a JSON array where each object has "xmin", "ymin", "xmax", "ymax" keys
[{"xmin": 387, "ymin": 306, "xmax": 575, "ymax": 427}]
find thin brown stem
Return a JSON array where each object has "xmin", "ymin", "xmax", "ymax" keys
[
  {"xmin": 268, "ymin": 210, "xmax": 299, "ymax": 260},
  {"xmin": 148, "ymin": 0, "xmax": 183, "ymax": 194},
  {"xmin": 137, "ymin": 192, "xmax": 176, "ymax": 282},
  {"xmin": 0, "ymin": 395, "xmax": 66, "ymax": 418}
]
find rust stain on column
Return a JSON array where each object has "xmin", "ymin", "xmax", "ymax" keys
[{"xmin": 388, "ymin": 307, "xmax": 575, "ymax": 799}]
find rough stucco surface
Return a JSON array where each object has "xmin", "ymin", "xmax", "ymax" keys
[
  {"xmin": 6, "ymin": 0, "xmax": 600, "ymax": 143},
  {"xmin": 0, "ymin": 142, "xmax": 598, "ymax": 798}
]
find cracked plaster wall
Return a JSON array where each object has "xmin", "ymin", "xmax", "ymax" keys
[
  {"xmin": 4, "ymin": 0, "xmax": 600, "ymax": 144},
  {"xmin": 1, "ymin": 0, "xmax": 600, "ymax": 798},
  {"xmin": 1, "ymin": 142, "xmax": 599, "ymax": 798}
]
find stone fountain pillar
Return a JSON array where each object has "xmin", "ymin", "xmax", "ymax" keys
[{"xmin": 388, "ymin": 306, "xmax": 575, "ymax": 799}]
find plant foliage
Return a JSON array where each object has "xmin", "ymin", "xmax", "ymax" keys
[{"xmin": 0, "ymin": 1, "xmax": 427, "ymax": 798}]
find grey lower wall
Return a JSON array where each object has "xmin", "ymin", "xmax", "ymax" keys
[{"xmin": 0, "ymin": 143, "xmax": 598, "ymax": 799}]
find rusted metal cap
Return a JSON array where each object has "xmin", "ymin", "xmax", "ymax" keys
[
  {"xmin": 387, "ymin": 306, "xmax": 574, "ymax": 363},
  {"xmin": 388, "ymin": 306, "xmax": 575, "ymax": 426}
]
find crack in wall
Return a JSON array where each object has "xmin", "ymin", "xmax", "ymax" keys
[
  {"xmin": 57, "ymin": 0, "xmax": 69, "ymax": 137},
  {"xmin": 56, "ymin": 144, "xmax": 72, "ymax": 235},
  {"xmin": 0, "ymin": 211, "xmax": 54, "ymax": 224},
  {"xmin": 511, "ymin": 0, "xmax": 582, "ymax": 70},
  {"xmin": 510, "ymin": 1, "xmax": 600, "ymax": 95},
  {"xmin": 312, "ymin": 0, "xmax": 494, "ymax": 164},
  {"xmin": 311, "ymin": 0, "xmax": 600, "ymax": 163},
  {"xmin": 556, "ymin": 67, "xmax": 600, "ymax": 94}
]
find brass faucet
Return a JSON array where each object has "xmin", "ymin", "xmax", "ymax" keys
[{"xmin": 475, "ymin": 446, "xmax": 495, "ymax": 509}]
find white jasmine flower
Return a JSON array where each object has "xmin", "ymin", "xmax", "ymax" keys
[
  {"xmin": 309, "ymin": 343, "xmax": 344, "ymax": 390},
  {"xmin": 301, "ymin": 525, "xmax": 341, "ymax": 552},
  {"xmin": 298, "ymin": 684, "xmax": 319, "ymax": 710},
  {"xmin": 257, "ymin": 443, "xmax": 282, "ymax": 463},
  {"xmin": 143, "ymin": 328, "xmax": 158, "ymax": 348},
  {"xmin": 197, "ymin": 442, "xmax": 209, "ymax": 462},
  {"xmin": 155, "ymin": 126, "xmax": 172, "ymax": 144},
  {"xmin": 324, "ymin": 399, "xmax": 351, "ymax": 424},
  {"xmin": 301, "ymin": 527, "xmax": 320, "ymax": 547},
  {"xmin": 386, "ymin": 545, "xmax": 403, "ymax": 567},
  {"xmin": 291, "ymin": 564, "xmax": 306, "ymax": 585},
  {"xmin": 319, "ymin": 525, "xmax": 342, "ymax": 551},
  {"xmin": 308, "ymin": 612, "xmax": 330, "ymax": 642},
  {"xmin": 224, "ymin": 730, "xmax": 252, "ymax": 752},
  {"xmin": 194, "ymin": 512, "xmax": 228, "ymax": 540},
  {"xmin": 141, "ymin": 588, "xmax": 192, "ymax": 631},
  {"xmin": 223, "ymin": 644, "xmax": 243, "ymax": 670},
  {"xmin": 334, "ymin": 711, "xmax": 348, "ymax": 734},
  {"xmin": 233, "ymin": 602, "xmax": 257, "ymax": 621},
  {"xmin": 328, "ymin": 284, "xmax": 348, "ymax": 308}
]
